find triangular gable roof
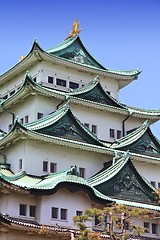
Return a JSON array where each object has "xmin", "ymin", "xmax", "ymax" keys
[
  {"xmin": 111, "ymin": 121, "xmax": 160, "ymax": 157},
  {"xmin": 46, "ymin": 35, "xmax": 106, "ymax": 70},
  {"xmin": 67, "ymin": 76, "xmax": 126, "ymax": 109},
  {"xmin": 0, "ymin": 110, "xmax": 112, "ymax": 155},
  {"xmin": 25, "ymin": 101, "xmax": 104, "ymax": 146},
  {"xmin": 88, "ymin": 152, "xmax": 157, "ymax": 204},
  {"xmin": 0, "ymin": 34, "xmax": 141, "ymax": 90}
]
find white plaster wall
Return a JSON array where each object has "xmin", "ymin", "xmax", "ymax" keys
[
  {"xmin": 4, "ymin": 138, "xmax": 109, "ymax": 176},
  {"xmin": 4, "ymin": 140, "xmax": 25, "ymax": 173},
  {"xmin": 0, "ymin": 192, "xmax": 36, "ymax": 218},
  {"xmin": 71, "ymin": 104, "xmax": 127, "ymax": 142},
  {"xmin": 39, "ymin": 62, "xmax": 119, "ymax": 99},
  {"xmin": 134, "ymin": 160, "xmax": 160, "ymax": 188},
  {"xmin": 39, "ymin": 188, "xmax": 92, "ymax": 227},
  {"xmin": 24, "ymin": 139, "xmax": 109, "ymax": 177},
  {"xmin": 0, "ymin": 95, "xmax": 60, "ymax": 133},
  {"xmin": 0, "ymin": 63, "xmax": 40, "ymax": 96}
]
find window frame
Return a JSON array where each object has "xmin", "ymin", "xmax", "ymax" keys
[
  {"xmin": 69, "ymin": 81, "xmax": 79, "ymax": 89},
  {"xmin": 48, "ymin": 76, "xmax": 54, "ymax": 84},
  {"xmin": 92, "ymin": 125, "xmax": 97, "ymax": 134},
  {"xmin": 37, "ymin": 112, "xmax": 43, "ymax": 119},
  {"xmin": 43, "ymin": 161, "xmax": 48, "ymax": 172},
  {"xmin": 52, "ymin": 207, "xmax": 59, "ymax": 219},
  {"xmin": 19, "ymin": 204, "xmax": 27, "ymax": 216},
  {"xmin": 29, "ymin": 205, "xmax": 36, "ymax": 218},
  {"xmin": 56, "ymin": 78, "xmax": 66, "ymax": 87},
  {"xmin": 79, "ymin": 167, "xmax": 85, "ymax": 178},
  {"xmin": 19, "ymin": 159, "xmax": 22, "ymax": 170},
  {"xmin": 50, "ymin": 162, "xmax": 57, "ymax": 173},
  {"xmin": 110, "ymin": 128, "xmax": 115, "ymax": 138},
  {"xmin": 60, "ymin": 208, "xmax": 67, "ymax": 220}
]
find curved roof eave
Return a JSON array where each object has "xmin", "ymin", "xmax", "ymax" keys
[
  {"xmin": 111, "ymin": 121, "xmax": 149, "ymax": 149},
  {"xmin": 43, "ymin": 50, "xmax": 140, "ymax": 81},
  {"xmin": 0, "ymin": 41, "xmax": 43, "ymax": 84},
  {"xmin": 0, "ymin": 120, "xmax": 114, "ymax": 155},
  {"xmin": 0, "ymin": 73, "xmax": 66, "ymax": 111}
]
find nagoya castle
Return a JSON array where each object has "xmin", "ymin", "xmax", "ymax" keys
[{"xmin": 0, "ymin": 19, "xmax": 160, "ymax": 240}]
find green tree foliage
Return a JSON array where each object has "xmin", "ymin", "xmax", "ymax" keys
[{"xmin": 73, "ymin": 204, "xmax": 149, "ymax": 240}]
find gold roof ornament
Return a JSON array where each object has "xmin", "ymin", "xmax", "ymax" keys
[{"xmin": 68, "ymin": 18, "xmax": 81, "ymax": 38}]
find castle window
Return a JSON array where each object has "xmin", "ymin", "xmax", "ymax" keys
[
  {"xmin": 117, "ymin": 130, "xmax": 122, "ymax": 139},
  {"xmin": 110, "ymin": 129, "xmax": 115, "ymax": 138},
  {"xmin": 50, "ymin": 162, "xmax": 57, "ymax": 173},
  {"xmin": 25, "ymin": 115, "xmax": 29, "ymax": 123},
  {"xmin": 48, "ymin": 76, "xmax": 54, "ymax": 84},
  {"xmin": 144, "ymin": 222, "xmax": 150, "ymax": 233},
  {"xmin": 33, "ymin": 77, "xmax": 37, "ymax": 82},
  {"xmin": 29, "ymin": 205, "xmax": 36, "ymax": 217},
  {"xmin": 19, "ymin": 204, "xmax": 27, "ymax": 216},
  {"xmin": 92, "ymin": 125, "xmax": 97, "ymax": 134},
  {"xmin": 43, "ymin": 161, "xmax": 48, "ymax": 172},
  {"xmin": 37, "ymin": 112, "xmax": 43, "ymax": 119},
  {"xmin": 19, "ymin": 159, "xmax": 22, "ymax": 170},
  {"xmin": 152, "ymin": 223, "xmax": 158, "ymax": 234},
  {"xmin": 56, "ymin": 78, "xmax": 66, "ymax": 87},
  {"xmin": 76, "ymin": 211, "xmax": 83, "ymax": 216},
  {"xmin": 52, "ymin": 207, "xmax": 58, "ymax": 219},
  {"xmin": 79, "ymin": 167, "xmax": 85, "ymax": 178},
  {"xmin": 60, "ymin": 208, "xmax": 67, "ymax": 220},
  {"xmin": 69, "ymin": 81, "xmax": 79, "ymax": 89}
]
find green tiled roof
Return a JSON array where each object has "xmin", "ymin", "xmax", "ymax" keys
[
  {"xmin": 88, "ymin": 152, "xmax": 158, "ymax": 206},
  {"xmin": 24, "ymin": 101, "xmax": 104, "ymax": 146},
  {"xmin": 111, "ymin": 121, "xmax": 160, "ymax": 158},
  {"xmin": 45, "ymin": 35, "xmax": 141, "ymax": 77},
  {"xmin": 67, "ymin": 76, "xmax": 126, "ymax": 109},
  {"xmin": 88, "ymin": 152, "xmax": 129, "ymax": 186},
  {"xmin": 0, "ymin": 162, "xmax": 160, "ymax": 211},
  {"xmin": 111, "ymin": 121, "xmax": 149, "ymax": 149}
]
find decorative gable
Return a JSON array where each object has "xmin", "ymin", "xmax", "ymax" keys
[{"xmin": 89, "ymin": 156, "xmax": 157, "ymax": 204}]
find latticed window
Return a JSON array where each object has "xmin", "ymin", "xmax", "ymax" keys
[
  {"xmin": 144, "ymin": 222, "xmax": 150, "ymax": 233},
  {"xmin": 37, "ymin": 112, "xmax": 43, "ymax": 119},
  {"xmin": 19, "ymin": 204, "xmax": 27, "ymax": 216},
  {"xmin": 152, "ymin": 223, "xmax": 158, "ymax": 234},
  {"xmin": 110, "ymin": 128, "xmax": 115, "ymax": 138},
  {"xmin": 56, "ymin": 78, "xmax": 66, "ymax": 87},
  {"xmin": 43, "ymin": 161, "xmax": 48, "ymax": 172},
  {"xmin": 117, "ymin": 130, "xmax": 122, "ymax": 139},
  {"xmin": 76, "ymin": 211, "xmax": 83, "ymax": 216},
  {"xmin": 60, "ymin": 208, "xmax": 67, "ymax": 220},
  {"xmin": 52, "ymin": 207, "xmax": 58, "ymax": 219},
  {"xmin": 50, "ymin": 162, "xmax": 57, "ymax": 173},
  {"xmin": 69, "ymin": 81, "xmax": 79, "ymax": 89},
  {"xmin": 30, "ymin": 205, "xmax": 36, "ymax": 217},
  {"xmin": 48, "ymin": 76, "xmax": 54, "ymax": 84},
  {"xmin": 79, "ymin": 167, "xmax": 85, "ymax": 178},
  {"xmin": 92, "ymin": 125, "xmax": 97, "ymax": 134}
]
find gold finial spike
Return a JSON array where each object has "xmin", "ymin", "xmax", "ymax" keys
[{"xmin": 68, "ymin": 18, "xmax": 81, "ymax": 38}]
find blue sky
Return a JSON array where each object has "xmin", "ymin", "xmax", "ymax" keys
[{"xmin": 1, "ymin": 0, "xmax": 160, "ymax": 137}]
